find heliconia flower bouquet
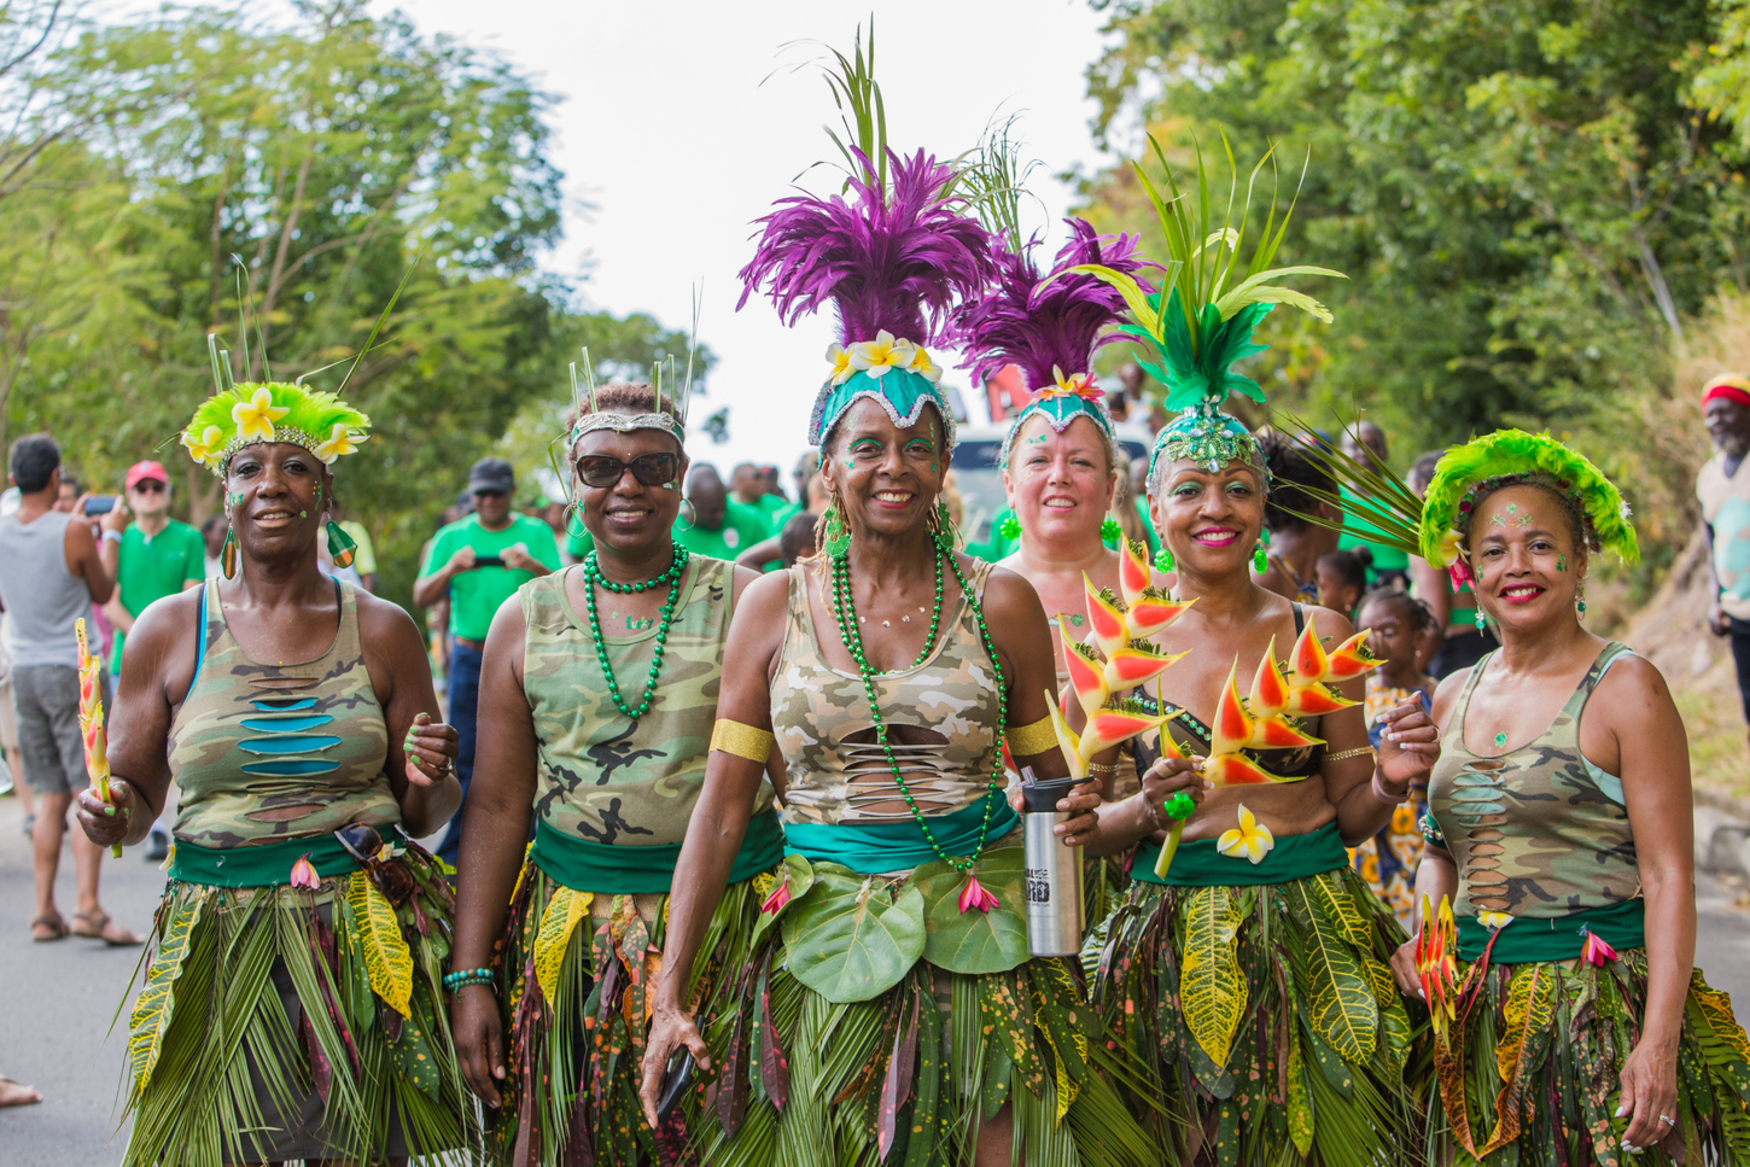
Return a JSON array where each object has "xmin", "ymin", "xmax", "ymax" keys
[
  {"xmin": 75, "ymin": 618, "xmax": 121, "ymax": 857},
  {"xmin": 1153, "ymin": 613, "xmax": 1375, "ymax": 878},
  {"xmin": 1043, "ymin": 542, "xmax": 1194, "ymax": 786}
]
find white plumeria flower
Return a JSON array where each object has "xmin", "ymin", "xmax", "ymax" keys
[
  {"xmin": 312, "ymin": 423, "xmax": 366, "ymax": 464},
  {"xmin": 1216, "ymin": 803, "xmax": 1275, "ymax": 864},
  {"xmin": 1433, "ymin": 527, "xmax": 1466, "ymax": 569},
  {"xmin": 182, "ymin": 424, "xmax": 225, "ymax": 468},
  {"xmin": 825, "ymin": 343, "xmax": 855, "ymax": 386},
  {"xmin": 231, "ymin": 387, "xmax": 288, "ymax": 443},
  {"xmin": 848, "ymin": 330, "xmax": 904, "ymax": 379},
  {"xmin": 908, "ymin": 344, "xmax": 943, "ymax": 384},
  {"xmin": 1476, "ymin": 911, "xmax": 1514, "ymax": 931}
]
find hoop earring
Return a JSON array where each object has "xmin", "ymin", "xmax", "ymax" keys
[
  {"xmin": 677, "ymin": 498, "xmax": 697, "ymax": 533},
  {"xmin": 564, "ymin": 501, "xmax": 589, "ymax": 540}
]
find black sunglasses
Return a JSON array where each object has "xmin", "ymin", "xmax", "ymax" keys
[
  {"xmin": 574, "ymin": 452, "xmax": 680, "ymax": 489},
  {"xmin": 130, "ymin": 481, "xmax": 165, "ymax": 494}
]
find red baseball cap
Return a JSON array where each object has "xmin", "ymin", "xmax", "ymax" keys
[{"xmin": 125, "ymin": 460, "xmax": 169, "ymax": 491}]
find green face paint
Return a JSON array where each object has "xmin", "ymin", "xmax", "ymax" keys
[
  {"xmin": 843, "ymin": 460, "xmax": 854, "ymax": 470},
  {"xmin": 225, "ymin": 491, "xmax": 244, "ymax": 508},
  {"xmin": 1556, "ymin": 555, "xmax": 1568, "ymax": 572}
]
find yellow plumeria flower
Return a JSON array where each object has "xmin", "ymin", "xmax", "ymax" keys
[
  {"xmin": 908, "ymin": 344, "xmax": 943, "ymax": 384},
  {"xmin": 1216, "ymin": 803, "xmax": 1275, "ymax": 864},
  {"xmin": 182, "ymin": 424, "xmax": 225, "ymax": 468},
  {"xmin": 825, "ymin": 343, "xmax": 855, "ymax": 386},
  {"xmin": 1476, "ymin": 910, "xmax": 1514, "ymax": 931},
  {"xmin": 1433, "ymin": 527, "xmax": 1466, "ymax": 569},
  {"xmin": 312, "ymin": 423, "xmax": 366, "ymax": 463},
  {"xmin": 849, "ymin": 329, "xmax": 906, "ymax": 379},
  {"xmin": 231, "ymin": 387, "xmax": 288, "ymax": 443}
]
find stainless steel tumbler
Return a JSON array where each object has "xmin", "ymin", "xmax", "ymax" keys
[{"xmin": 1022, "ymin": 777, "xmax": 1084, "ymax": 957}]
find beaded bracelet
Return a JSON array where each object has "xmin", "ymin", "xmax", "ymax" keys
[{"xmin": 442, "ymin": 968, "xmax": 494, "ymax": 991}]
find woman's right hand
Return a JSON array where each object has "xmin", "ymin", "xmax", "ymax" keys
[
  {"xmin": 638, "ymin": 1002, "xmax": 711, "ymax": 1128},
  {"xmin": 451, "ymin": 984, "xmax": 507, "ymax": 1108},
  {"xmin": 1389, "ymin": 936, "xmax": 1424, "ymax": 1000},
  {"xmin": 76, "ymin": 779, "xmax": 134, "ymax": 849},
  {"xmin": 1140, "ymin": 755, "xmax": 1210, "ymax": 830}
]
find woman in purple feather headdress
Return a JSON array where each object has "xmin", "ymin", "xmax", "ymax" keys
[{"xmin": 636, "ymin": 40, "xmax": 1159, "ymax": 1165}]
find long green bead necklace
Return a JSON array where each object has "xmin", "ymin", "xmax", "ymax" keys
[
  {"xmin": 583, "ymin": 543, "xmax": 690, "ymax": 721},
  {"xmin": 828, "ymin": 550, "xmax": 1007, "ymax": 872}
]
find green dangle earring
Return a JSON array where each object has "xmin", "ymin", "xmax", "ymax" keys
[
  {"xmin": 1101, "ymin": 514, "xmax": 1123, "ymax": 545},
  {"xmin": 1154, "ymin": 546, "xmax": 1174, "ymax": 573},
  {"xmin": 998, "ymin": 512, "xmax": 1021, "ymax": 541},
  {"xmin": 931, "ymin": 501, "xmax": 957, "ymax": 552},
  {"xmin": 1253, "ymin": 528, "xmax": 1270, "ymax": 573},
  {"xmin": 822, "ymin": 497, "xmax": 851, "ymax": 557},
  {"xmin": 220, "ymin": 524, "xmax": 238, "ymax": 579},
  {"xmin": 326, "ymin": 520, "xmax": 358, "ymax": 569}
]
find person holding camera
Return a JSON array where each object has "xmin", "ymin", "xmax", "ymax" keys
[
  {"xmin": 413, "ymin": 457, "xmax": 559, "ymax": 863},
  {"xmin": 0, "ymin": 434, "xmax": 141, "ymax": 944}
]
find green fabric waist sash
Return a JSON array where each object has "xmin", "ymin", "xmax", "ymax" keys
[
  {"xmin": 167, "ymin": 826, "xmax": 406, "ymax": 888},
  {"xmin": 782, "ymin": 797, "xmax": 1022, "ymax": 875},
  {"xmin": 1132, "ymin": 821, "xmax": 1347, "ymax": 887},
  {"xmin": 1456, "ymin": 898, "xmax": 1645, "ymax": 963},
  {"xmin": 531, "ymin": 809, "xmax": 784, "ymax": 895}
]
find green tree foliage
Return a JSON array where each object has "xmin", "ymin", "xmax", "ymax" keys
[
  {"xmin": 1078, "ymin": 0, "xmax": 1750, "ymax": 567},
  {"xmin": 0, "ymin": 1, "xmax": 707, "ymax": 610}
]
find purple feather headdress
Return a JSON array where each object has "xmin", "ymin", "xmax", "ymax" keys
[
  {"xmin": 953, "ymin": 218, "xmax": 1147, "ymax": 465},
  {"xmin": 738, "ymin": 148, "xmax": 996, "ymax": 347}
]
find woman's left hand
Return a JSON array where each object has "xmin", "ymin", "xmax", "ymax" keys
[
  {"xmin": 403, "ymin": 712, "xmax": 459, "ymax": 786},
  {"xmin": 1053, "ymin": 778, "xmax": 1103, "ymax": 848},
  {"xmin": 1376, "ymin": 698, "xmax": 1440, "ymax": 788},
  {"xmin": 1617, "ymin": 1035, "xmax": 1680, "ymax": 1154}
]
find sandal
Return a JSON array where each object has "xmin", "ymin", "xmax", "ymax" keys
[
  {"xmin": 69, "ymin": 911, "xmax": 144, "ymax": 947},
  {"xmin": 31, "ymin": 914, "xmax": 67, "ymax": 942},
  {"xmin": 0, "ymin": 1076, "xmax": 40, "ymax": 1108}
]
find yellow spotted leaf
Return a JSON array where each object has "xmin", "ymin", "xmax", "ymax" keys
[
  {"xmin": 1361, "ymin": 955, "xmax": 1396, "ymax": 1010},
  {"xmin": 128, "ymin": 888, "xmax": 209, "ymax": 1093},
  {"xmin": 1695, "ymin": 973, "xmax": 1750, "ymax": 1065},
  {"xmin": 1477, "ymin": 963, "xmax": 1557, "ymax": 1155},
  {"xmin": 1311, "ymin": 871, "xmax": 1370, "ymax": 945},
  {"xmin": 533, "ymin": 886, "xmax": 593, "ymax": 1005},
  {"xmin": 1181, "ymin": 885, "xmax": 1246, "ymax": 1067},
  {"xmin": 1286, "ymin": 1034, "xmax": 1313, "ymax": 1155},
  {"xmin": 1290, "ymin": 882, "xmax": 1377, "ymax": 1063},
  {"xmin": 347, "ymin": 872, "xmax": 414, "ymax": 1017}
]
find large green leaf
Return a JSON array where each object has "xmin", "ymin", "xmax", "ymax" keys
[
  {"xmin": 781, "ymin": 869, "xmax": 924, "ymax": 1003},
  {"xmin": 912, "ymin": 849, "xmax": 1029, "ymax": 976},
  {"xmin": 1287, "ymin": 882, "xmax": 1378, "ymax": 1064},
  {"xmin": 753, "ymin": 853, "xmax": 815, "ymax": 944}
]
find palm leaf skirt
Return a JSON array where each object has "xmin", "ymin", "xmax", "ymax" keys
[
  {"xmin": 121, "ymin": 848, "xmax": 470, "ymax": 1166},
  {"xmin": 746, "ymin": 853, "xmax": 1161, "ymax": 1167},
  {"xmin": 1088, "ymin": 866, "xmax": 1424, "ymax": 1166},
  {"xmin": 493, "ymin": 862, "xmax": 776, "ymax": 1167},
  {"xmin": 1428, "ymin": 952, "xmax": 1750, "ymax": 1166}
]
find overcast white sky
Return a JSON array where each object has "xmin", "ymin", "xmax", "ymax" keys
[{"xmin": 370, "ymin": 0, "xmax": 1121, "ymax": 485}]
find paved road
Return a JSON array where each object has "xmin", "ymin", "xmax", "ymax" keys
[{"xmin": 4, "ymin": 791, "xmax": 1750, "ymax": 1165}]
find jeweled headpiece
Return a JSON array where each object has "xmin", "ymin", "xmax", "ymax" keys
[
  {"xmin": 1072, "ymin": 136, "xmax": 1343, "ymax": 486},
  {"xmin": 564, "ymin": 331, "xmax": 696, "ymax": 448},
  {"xmin": 954, "ymin": 218, "xmax": 1145, "ymax": 466},
  {"xmin": 181, "ymin": 336, "xmax": 371, "ymax": 475}
]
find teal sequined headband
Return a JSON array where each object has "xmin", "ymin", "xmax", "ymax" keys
[{"xmin": 1146, "ymin": 398, "xmax": 1264, "ymax": 484}]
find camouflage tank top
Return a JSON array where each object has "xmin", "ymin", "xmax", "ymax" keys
[
  {"xmin": 521, "ymin": 557, "xmax": 772, "ymax": 847},
  {"xmin": 770, "ymin": 558, "xmax": 1003, "ymax": 826},
  {"xmin": 168, "ymin": 578, "xmax": 399, "ymax": 848},
  {"xmin": 1429, "ymin": 641, "xmax": 1639, "ymax": 920}
]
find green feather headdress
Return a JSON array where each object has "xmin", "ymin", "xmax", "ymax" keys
[
  {"xmin": 1063, "ymin": 134, "xmax": 1344, "ymax": 482},
  {"xmin": 180, "ymin": 336, "xmax": 371, "ymax": 475}
]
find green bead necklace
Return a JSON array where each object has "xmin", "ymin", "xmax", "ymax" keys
[
  {"xmin": 583, "ymin": 544, "xmax": 690, "ymax": 721},
  {"xmin": 828, "ymin": 550, "xmax": 1006, "ymax": 872}
]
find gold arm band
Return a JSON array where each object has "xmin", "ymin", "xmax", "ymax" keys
[
  {"xmin": 711, "ymin": 719, "xmax": 775, "ymax": 764},
  {"xmin": 1087, "ymin": 762, "xmax": 1118, "ymax": 776},
  {"xmin": 1324, "ymin": 746, "xmax": 1377, "ymax": 764},
  {"xmin": 1005, "ymin": 715, "xmax": 1060, "ymax": 757}
]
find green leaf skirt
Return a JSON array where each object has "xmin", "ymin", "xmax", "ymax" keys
[
  {"xmin": 1429, "ymin": 951, "xmax": 1750, "ymax": 1166},
  {"xmin": 741, "ymin": 848, "xmax": 1161, "ymax": 1167},
  {"xmin": 492, "ymin": 860, "xmax": 778, "ymax": 1167},
  {"xmin": 1087, "ymin": 865, "xmax": 1424, "ymax": 1166},
  {"xmin": 120, "ymin": 845, "xmax": 470, "ymax": 1166}
]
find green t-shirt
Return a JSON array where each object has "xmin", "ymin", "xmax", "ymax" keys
[
  {"xmin": 745, "ymin": 493, "xmax": 792, "ymax": 538},
  {"xmin": 675, "ymin": 501, "xmax": 767, "ymax": 561},
  {"xmin": 1338, "ymin": 487, "xmax": 1410, "ymax": 576},
  {"xmin": 420, "ymin": 513, "xmax": 561, "ymax": 641},
  {"xmin": 111, "ymin": 519, "xmax": 206, "ymax": 672}
]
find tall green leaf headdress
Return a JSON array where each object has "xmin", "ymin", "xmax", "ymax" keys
[
  {"xmin": 564, "ymin": 298, "xmax": 700, "ymax": 448},
  {"xmin": 1070, "ymin": 135, "xmax": 1345, "ymax": 483}
]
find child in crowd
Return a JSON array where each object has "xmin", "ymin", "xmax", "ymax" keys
[
  {"xmin": 1349, "ymin": 586, "xmax": 1437, "ymax": 928},
  {"xmin": 1315, "ymin": 546, "xmax": 1371, "ymax": 619}
]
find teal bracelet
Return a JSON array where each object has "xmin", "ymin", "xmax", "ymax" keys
[{"xmin": 442, "ymin": 967, "xmax": 494, "ymax": 991}]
